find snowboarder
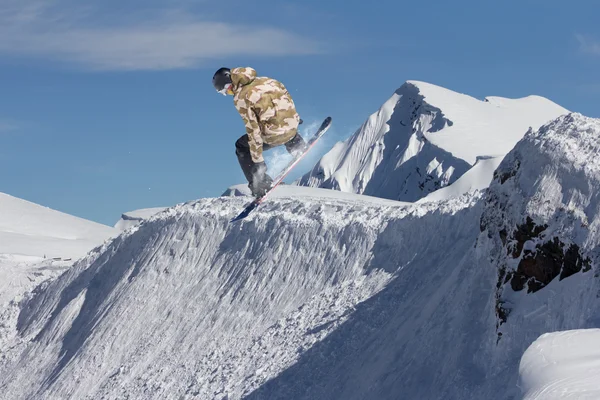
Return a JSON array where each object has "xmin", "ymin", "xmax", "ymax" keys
[{"xmin": 212, "ymin": 67, "xmax": 306, "ymax": 197}]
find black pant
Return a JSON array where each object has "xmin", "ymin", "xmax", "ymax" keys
[{"xmin": 235, "ymin": 133, "xmax": 306, "ymax": 183}]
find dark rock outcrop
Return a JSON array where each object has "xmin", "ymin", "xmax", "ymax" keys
[{"xmin": 503, "ymin": 218, "xmax": 591, "ymax": 293}]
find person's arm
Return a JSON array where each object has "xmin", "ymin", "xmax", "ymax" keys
[{"xmin": 235, "ymin": 97, "xmax": 264, "ymax": 163}]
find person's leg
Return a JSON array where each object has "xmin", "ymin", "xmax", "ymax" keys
[
  {"xmin": 236, "ymin": 135, "xmax": 274, "ymax": 196},
  {"xmin": 235, "ymin": 135, "xmax": 255, "ymax": 183}
]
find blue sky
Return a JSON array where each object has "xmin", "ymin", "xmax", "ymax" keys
[{"xmin": 1, "ymin": 0, "xmax": 599, "ymax": 225}]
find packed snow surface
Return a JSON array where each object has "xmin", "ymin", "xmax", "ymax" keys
[
  {"xmin": 0, "ymin": 255, "xmax": 70, "ymax": 365},
  {"xmin": 223, "ymin": 183, "xmax": 407, "ymax": 207},
  {"xmin": 114, "ymin": 207, "xmax": 168, "ymax": 231},
  {"xmin": 519, "ymin": 329, "xmax": 600, "ymax": 400},
  {"xmin": 299, "ymin": 80, "xmax": 567, "ymax": 202},
  {"xmin": 0, "ymin": 255, "xmax": 68, "ymax": 305},
  {"xmin": 0, "ymin": 192, "xmax": 117, "ymax": 258}
]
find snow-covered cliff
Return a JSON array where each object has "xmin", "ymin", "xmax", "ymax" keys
[{"xmin": 478, "ymin": 113, "xmax": 600, "ymax": 395}]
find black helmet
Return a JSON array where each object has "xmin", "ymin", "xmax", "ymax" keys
[{"xmin": 212, "ymin": 67, "xmax": 232, "ymax": 94}]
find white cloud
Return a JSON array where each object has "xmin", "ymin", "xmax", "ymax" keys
[
  {"xmin": 576, "ymin": 34, "xmax": 600, "ymax": 55},
  {"xmin": 0, "ymin": 1, "xmax": 322, "ymax": 71}
]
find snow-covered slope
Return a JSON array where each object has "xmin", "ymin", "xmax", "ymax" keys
[
  {"xmin": 0, "ymin": 192, "xmax": 117, "ymax": 259},
  {"xmin": 0, "ymin": 186, "xmax": 484, "ymax": 400},
  {"xmin": 0, "ymin": 255, "xmax": 70, "ymax": 369},
  {"xmin": 519, "ymin": 329, "xmax": 600, "ymax": 399},
  {"xmin": 1, "ymin": 113, "xmax": 599, "ymax": 400},
  {"xmin": 419, "ymin": 155, "xmax": 504, "ymax": 202},
  {"xmin": 0, "ymin": 255, "xmax": 70, "ymax": 308},
  {"xmin": 0, "ymin": 193, "xmax": 118, "ymax": 380},
  {"xmin": 298, "ymin": 81, "xmax": 568, "ymax": 202},
  {"xmin": 114, "ymin": 207, "xmax": 167, "ymax": 231}
]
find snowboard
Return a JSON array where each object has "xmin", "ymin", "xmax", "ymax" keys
[{"xmin": 230, "ymin": 116, "xmax": 332, "ymax": 222}]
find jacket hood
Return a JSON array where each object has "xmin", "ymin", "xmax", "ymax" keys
[{"xmin": 231, "ymin": 67, "xmax": 257, "ymax": 90}]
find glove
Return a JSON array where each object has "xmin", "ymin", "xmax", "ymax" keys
[{"xmin": 248, "ymin": 162, "xmax": 273, "ymax": 198}]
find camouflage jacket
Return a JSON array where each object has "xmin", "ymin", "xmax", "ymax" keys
[{"xmin": 231, "ymin": 67, "xmax": 300, "ymax": 163}]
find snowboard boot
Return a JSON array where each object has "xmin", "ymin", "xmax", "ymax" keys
[
  {"xmin": 285, "ymin": 133, "xmax": 307, "ymax": 159},
  {"xmin": 249, "ymin": 174, "xmax": 273, "ymax": 198}
]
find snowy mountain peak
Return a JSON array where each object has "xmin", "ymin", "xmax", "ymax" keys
[{"xmin": 299, "ymin": 80, "xmax": 568, "ymax": 202}]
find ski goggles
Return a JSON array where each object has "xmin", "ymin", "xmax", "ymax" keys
[{"xmin": 218, "ymin": 83, "xmax": 234, "ymax": 96}]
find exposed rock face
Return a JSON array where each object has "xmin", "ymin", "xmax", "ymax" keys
[{"xmin": 499, "ymin": 217, "xmax": 591, "ymax": 293}]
